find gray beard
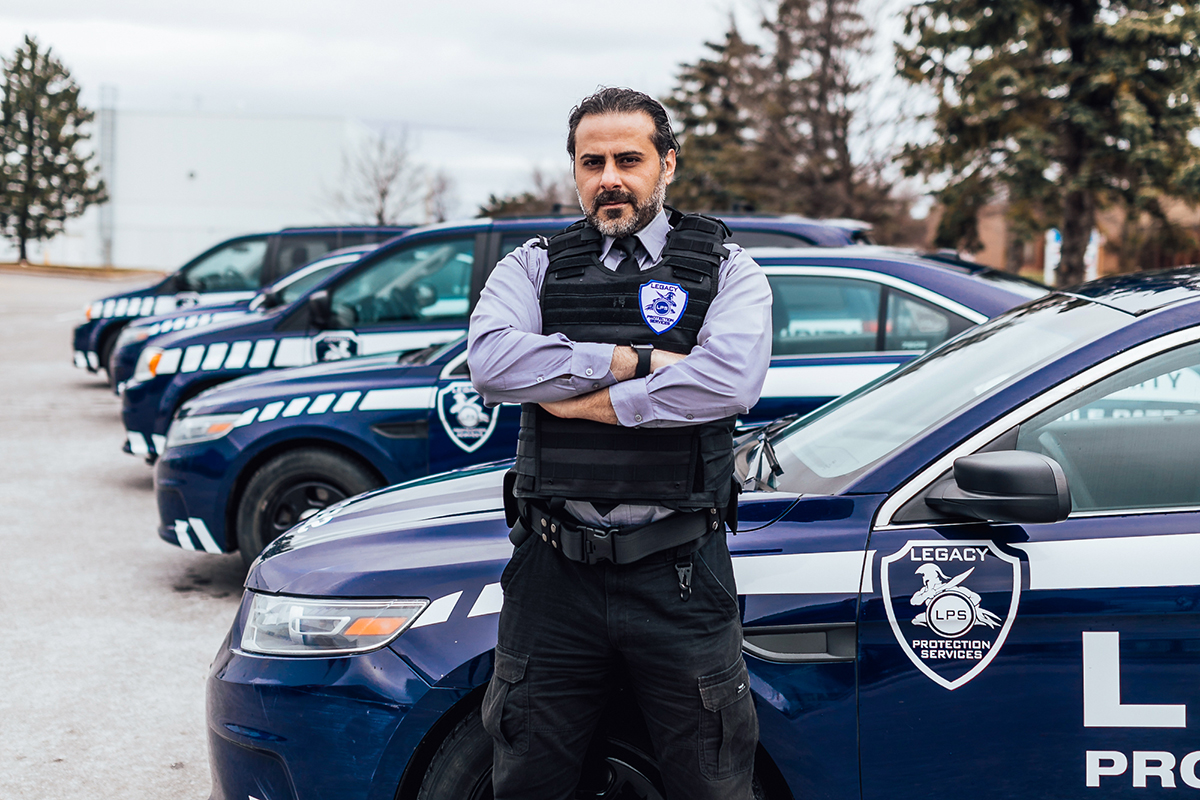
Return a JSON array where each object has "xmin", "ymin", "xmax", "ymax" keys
[{"xmin": 578, "ymin": 167, "xmax": 668, "ymax": 238}]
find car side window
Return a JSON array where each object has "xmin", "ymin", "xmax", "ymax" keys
[
  {"xmin": 1015, "ymin": 341, "xmax": 1200, "ymax": 513},
  {"xmin": 274, "ymin": 236, "xmax": 336, "ymax": 277},
  {"xmin": 884, "ymin": 291, "xmax": 972, "ymax": 352},
  {"xmin": 767, "ymin": 275, "xmax": 881, "ymax": 356},
  {"xmin": 330, "ymin": 237, "xmax": 475, "ymax": 327},
  {"xmin": 180, "ymin": 240, "xmax": 268, "ymax": 292},
  {"xmin": 732, "ymin": 231, "xmax": 813, "ymax": 248}
]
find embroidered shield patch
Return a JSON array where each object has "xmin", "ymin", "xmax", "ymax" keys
[
  {"xmin": 881, "ymin": 540, "xmax": 1021, "ymax": 690},
  {"xmin": 314, "ymin": 331, "xmax": 359, "ymax": 362},
  {"xmin": 437, "ymin": 381, "xmax": 499, "ymax": 452},
  {"xmin": 639, "ymin": 281, "xmax": 689, "ymax": 335}
]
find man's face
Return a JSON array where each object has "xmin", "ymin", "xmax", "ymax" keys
[{"xmin": 573, "ymin": 111, "xmax": 676, "ymax": 238}]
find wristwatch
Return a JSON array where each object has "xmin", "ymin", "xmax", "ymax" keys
[{"xmin": 631, "ymin": 344, "xmax": 654, "ymax": 379}]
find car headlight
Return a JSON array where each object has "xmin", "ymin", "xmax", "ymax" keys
[
  {"xmin": 133, "ymin": 346, "xmax": 164, "ymax": 383},
  {"xmin": 164, "ymin": 412, "xmax": 242, "ymax": 449},
  {"xmin": 240, "ymin": 593, "xmax": 430, "ymax": 656},
  {"xmin": 115, "ymin": 325, "xmax": 152, "ymax": 353}
]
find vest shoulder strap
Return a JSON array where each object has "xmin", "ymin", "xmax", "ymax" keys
[
  {"xmin": 662, "ymin": 212, "xmax": 730, "ymax": 284},
  {"xmin": 546, "ymin": 219, "xmax": 599, "ymax": 280}
]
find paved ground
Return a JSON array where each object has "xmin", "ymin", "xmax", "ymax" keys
[{"xmin": 0, "ymin": 272, "xmax": 243, "ymax": 799}]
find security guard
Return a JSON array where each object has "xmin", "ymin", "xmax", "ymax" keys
[{"xmin": 468, "ymin": 87, "xmax": 772, "ymax": 799}]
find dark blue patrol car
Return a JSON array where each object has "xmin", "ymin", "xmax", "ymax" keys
[
  {"xmin": 107, "ymin": 245, "xmax": 380, "ymax": 394},
  {"xmin": 120, "ymin": 216, "xmax": 877, "ymax": 461},
  {"xmin": 72, "ymin": 225, "xmax": 407, "ymax": 378},
  {"xmin": 208, "ymin": 268, "xmax": 1200, "ymax": 800},
  {"xmin": 157, "ymin": 247, "xmax": 1041, "ymax": 565}
]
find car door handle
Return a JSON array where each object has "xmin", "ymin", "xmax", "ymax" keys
[{"xmin": 742, "ymin": 622, "xmax": 856, "ymax": 663}]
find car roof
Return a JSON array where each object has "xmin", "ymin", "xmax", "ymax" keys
[{"xmin": 1061, "ymin": 266, "xmax": 1200, "ymax": 315}]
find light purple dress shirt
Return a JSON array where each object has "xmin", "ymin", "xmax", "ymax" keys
[{"xmin": 468, "ymin": 209, "xmax": 772, "ymax": 527}]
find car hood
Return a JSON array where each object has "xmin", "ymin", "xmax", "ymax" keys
[
  {"xmin": 246, "ymin": 461, "xmax": 802, "ymax": 597},
  {"xmin": 185, "ymin": 354, "xmax": 438, "ymax": 413}
]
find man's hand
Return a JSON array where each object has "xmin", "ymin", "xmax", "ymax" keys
[
  {"xmin": 540, "ymin": 388, "xmax": 619, "ymax": 425},
  {"xmin": 609, "ymin": 346, "xmax": 687, "ymax": 381}
]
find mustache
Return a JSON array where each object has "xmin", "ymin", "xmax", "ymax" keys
[{"xmin": 592, "ymin": 189, "xmax": 637, "ymax": 212}]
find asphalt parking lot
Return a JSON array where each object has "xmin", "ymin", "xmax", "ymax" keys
[{"xmin": 0, "ymin": 271, "xmax": 244, "ymax": 799}]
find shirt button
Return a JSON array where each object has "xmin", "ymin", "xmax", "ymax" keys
[
  {"xmin": 592, "ymin": 383, "xmax": 599, "ymax": 388},
  {"xmin": 536, "ymin": 376, "xmax": 543, "ymax": 383},
  {"xmin": 634, "ymin": 414, "xmax": 643, "ymax": 422},
  {"xmin": 686, "ymin": 414, "xmax": 694, "ymax": 420},
  {"xmin": 585, "ymin": 368, "xmax": 593, "ymax": 376}
]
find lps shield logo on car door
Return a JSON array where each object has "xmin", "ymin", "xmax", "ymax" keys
[
  {"xmin": 437, "ymin": 382, "xmax": 498, "ymax": 452},
  {"xmin": 314, "ymin": 331, "xmax": 359, "ymax": 362},
  {"xmin": 881, "ymin": 541, "xmax": 1021, "ymax": 690}
]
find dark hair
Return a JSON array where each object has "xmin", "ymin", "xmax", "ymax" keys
[{"xmin": 566, "ymin": 87, "xmax": 679, "ymax": 161}]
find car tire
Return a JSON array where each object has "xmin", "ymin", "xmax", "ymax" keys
[
  {"xmin": 416, "ymin": 706, "xmax": 773, "ymax": 800},
  {"xmin": 236, "ymin": 448, "xmax": 380, "ymax": 569},
  {"xmin": 99, "ymin": 323, "xmax": 124, "ymax": 385}
]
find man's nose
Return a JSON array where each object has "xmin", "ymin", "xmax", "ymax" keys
[{"xmin": 599, "ymin": 158, "xmax": 622, "ymax": 190}]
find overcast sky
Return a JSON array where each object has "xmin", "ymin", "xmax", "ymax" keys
[{"xmin": 0, "ymin": 0, "xmax": 788, "ymax": 216}]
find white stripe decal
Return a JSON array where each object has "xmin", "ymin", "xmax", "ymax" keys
[
  {"xmin": 258, "ymin": 401, "xmax": 285, "ymax": 422},
  {"xmin": 179, "ymin": 345, "xmax": 206, "ymax": 373},
  {"xmin": 733, "ymin": 550, "xmax": 873, "ymax": 595},
  {"xmin": 1013, "ymin": 533, "xmax": 1200, "ymax": 590},
  {"xmin": 151, "ymin": 434, "xmax": 166, "ymax": 454},
  {"xmin": 272, "ymin": 337, "xmax": 309, "ymax": 367},
  {"xmin": 307, "ymin": 393, "xmax": 336, "ymax": 414},
  {"xmin": 187, "ymin": 518, "xmax": 222, "ymax": 553},
  {"xmin": 359, "ymin": 329, "xmax": 465, "ymax": 355},
  {"xmin": 224, "ymin": 341, "xmax": 252, "ymax": 369},
  {"xmin": 102, "ymin": 299, "xmax": 116, "ymax": 317},
  {"xmin": 89, "ymin": 302, "xmax": 103, "ymax": 318},
  {"xmin": 184, "ymin": 315, "xmax": 200, "ymax": 329},
  {"xmin": 201, "ymin": 342, "xmax": 228, "ymax": 370},
  {"xmin": 174, "ymin": 520, "xmax": 196, "ymax": 551},
  {"xmin": 114, "ymin": 298, "xmax": 129, "ymax": 316},
  {"xmin": 154, "ymin": 296, "xmax": 175, "ymax": 315},
  {"xmin": 281, "ymin": 397, "xmax": 310, "ymax": 417},
  {"xmin": 127, "ymin": 431, "xmax": 149, "ymax": 456},
  {"xmin": 248, "ymin": 340, "xmax": 276, "ymax": 368},
  {"xmin": 140, "ymin": 297, "xmax": 156, "ymax": 315},
  {"xmin": 157, "ymin": 348, "xmax": 182, "ymax": 374},
  {"xmin": 411, "ymin": 591, "xmax": 464, "ymax": 628},
  {"xmin": 759, "ymin": 363, "xmax": 900, "ymax": 399},
  {"xmin": 359, "ymin": 387, "xmax": 437, "ymax": 411},
  {"xmin": 468, "ymin": 583, "xmax": 504, "ymax": 617},
  {"xmin": 333, "ymin": 391, "xmax": 361, "ymax": 412},
  {"xmin": 233, "ymin": 408, "xmax": 259, "ymax": 427}
]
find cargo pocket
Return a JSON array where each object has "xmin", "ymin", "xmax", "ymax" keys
[
  {"xmin": 698, "ymin": 659, "xmax": 758, "ymax": 780},
  {"xmin": 482, "ymin": 646, "xmax": 530, "ymax": 756}
]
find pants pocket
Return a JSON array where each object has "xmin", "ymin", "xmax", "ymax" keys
[
  {"xmin": 697, "ymin": 659, "xmax": 758, "ymax": 779},
  {"xmin": 482, "ymin": 645, "xmax": 530, "ymax": 756}
]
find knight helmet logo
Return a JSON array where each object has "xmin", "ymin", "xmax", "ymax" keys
[
  {"xmin": 437, "ymin": 382, "xmax": 499, "ymax": 453},
  {"xmin": 314, "ymin": 331, "xmax": 359, "ymax": 362},
  {"xmin": 881, "ymin": 540, "xmax": 1021, "ymax": 690},
  {"xmin": 638, "ymin": 281, "xmax": 689, "ymax": 335}
]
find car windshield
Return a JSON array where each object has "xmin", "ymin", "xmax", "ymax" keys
[
  {"xmin": 397, "ymin": 337, "xmax": 464, "ymax": 366},
  {"xmin": 757, "ymin": 294, "xmax": 1130, "ymax": 495}
]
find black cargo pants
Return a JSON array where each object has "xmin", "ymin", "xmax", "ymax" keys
[{"xmin": 484, "ymin": 527, "xmax": 758, "ymax": 800}]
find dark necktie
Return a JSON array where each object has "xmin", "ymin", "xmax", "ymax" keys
[{"xmin": 611, "ymin": 237, "xmax": 641, "ymax": 275}]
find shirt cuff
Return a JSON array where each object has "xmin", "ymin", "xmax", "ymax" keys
[
  {"xmin": 609, "ymin": 378, "xmax": 653, "ymax": 427},
  {"xmin": 570, "ymin": 342, "xmax": 617, "ymax": 384}
]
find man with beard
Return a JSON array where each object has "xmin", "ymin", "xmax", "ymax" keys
[{"xmin": 467, "ymin": 87, "xmax": 772, "ymax": 799}]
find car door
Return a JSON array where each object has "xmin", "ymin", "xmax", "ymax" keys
[
  {"xmin": 859, "ymin": 334, "xmax": 1200, "ymax": 798},
  {"xmin": 752, "ymin": 268, "xmax": 977, "ymax": 426},
  {"xmin": 426, "ymin": 346, "xmax": 522, "ymax": 474},
  {"xmin": 313, "ymin": 233, "xmax": 481, "ymax": 362}
]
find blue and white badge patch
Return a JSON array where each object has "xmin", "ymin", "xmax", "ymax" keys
[
  {"xmin": 639, "ymin": 281, "xmax": 688, "ymax": 335},
  {"xmin": 314, "ymin": 331, "xmax": 359, "ymax": 362},
  {"xmin": 437, "ymin": 382, "xmax": 498, "ymax": 452},
  {"xmin": 881, "ymin": 541, "xmax": 1021, "ymax": 690}
]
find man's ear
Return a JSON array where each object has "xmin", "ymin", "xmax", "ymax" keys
[{"xmin": 663, "ymin": 149, "xmax": 677, "ymax": 185}]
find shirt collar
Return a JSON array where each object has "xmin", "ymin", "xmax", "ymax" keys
[{"xmin": 599, "ymin": 208, "xmax": 670, "ymax": 264}]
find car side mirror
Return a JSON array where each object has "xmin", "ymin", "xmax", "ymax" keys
[
  {"xmin": 308, "ymin": 290, "xmax": 331, "ymax": 328},
  {"xmin": 926, "ymin": 451, "xmax": 1071, "ymax": 524},
  {"xmin": 257, "ymin": 289, "xmax": 282, "ymax": 310}
]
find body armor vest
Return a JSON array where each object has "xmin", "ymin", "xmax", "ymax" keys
[{"xmin": 512, "ymin": 211, "xmax": 737, "ymax": 511}]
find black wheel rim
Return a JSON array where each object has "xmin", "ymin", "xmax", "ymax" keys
[
  {"xmin": 464, "ymin": 740, "xmax": 664, "ymax": 800},
  {"xmin": 262, "ymin": 480, "xmax": 348, "ymax": 537}
]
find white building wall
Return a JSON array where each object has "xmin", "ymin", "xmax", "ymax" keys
[{"xmin": 5, "ymin": 110, "xmax": 363, "ymax": 270}]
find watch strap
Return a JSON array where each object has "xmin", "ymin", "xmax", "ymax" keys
[{"xmin": 633, "ymin": 345, "xmax": 653, "ymax": 379}]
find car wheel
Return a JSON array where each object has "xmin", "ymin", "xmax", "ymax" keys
[
  {"xmin": 416, "ymin": 707, "xmax": 773, "ymax": 800},
  {"xmin": 99, "ymin": 323, "xmax": 124, "ymax": 385},
  {"xmin": 236, "ymin": 448, "xmax": 380, "ymax": 568}
]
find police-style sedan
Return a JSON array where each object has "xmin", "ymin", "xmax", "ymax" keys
[
  {"xmin": 208, "ymin": 267, "xmax": 1200, "ymax": 800},
  {"xmin": 158, "ymin": 248, "xmax": 1041, "ymax": 565},
  {"xmin": 119, "ymin": 216, "xmax": 885, "ymax": 462}
]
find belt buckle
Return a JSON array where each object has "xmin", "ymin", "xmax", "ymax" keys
[{"xmin": 581, "ymin": 525, "xmax": 619, "ymax": 564}]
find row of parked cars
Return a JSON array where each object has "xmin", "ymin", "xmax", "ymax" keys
[{"xmin": 77, "ymin": 215, "xmax": 1200, "ymax": 800}]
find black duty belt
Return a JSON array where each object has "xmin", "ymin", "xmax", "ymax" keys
[{"xmin": 524, "ymin": 504, "xmax": 721, "ymax": 565}]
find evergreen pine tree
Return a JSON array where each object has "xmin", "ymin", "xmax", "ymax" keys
[
  {"xmin": 899, "ymin": 1, "xmax": 1200, "ymax": 285},
  {"xmin": 0, "ymin": 35, "xmax": 106, "ymax": 262}
]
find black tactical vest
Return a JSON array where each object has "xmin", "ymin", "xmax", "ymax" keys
[{"xmin": 512, "ymin": 211, "xmax": 737, "ymax": 511}]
